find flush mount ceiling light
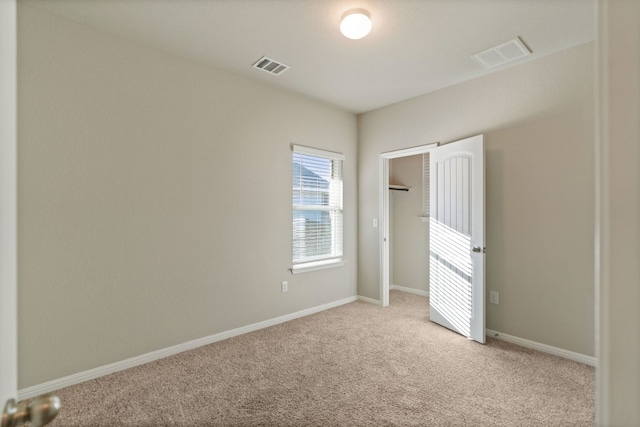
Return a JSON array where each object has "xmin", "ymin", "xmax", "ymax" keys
[{"xmin": 340, "ymin": 9, "xmax": 372, "ymax": 40}]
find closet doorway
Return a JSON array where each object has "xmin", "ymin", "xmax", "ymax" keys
[{"xmin": 387, "ymin": 154, "xmax": 430, "ymax": 300}]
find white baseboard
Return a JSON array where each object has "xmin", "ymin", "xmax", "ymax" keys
[
  {"xmin": 390, "ymin": 284, "xmax": 429, "ymax": 297},
  {"xmin": 486, "ymin": 329, "xmax": 597, "ymax": 367},
  {"xmin": 357, "ymin": 295, "xmax": 382, "ymax": 306},
  {"xmin": 18, "ymin": 295, "xmax": 358, "ymax": 400}
]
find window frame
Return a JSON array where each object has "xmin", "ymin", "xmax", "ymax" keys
[{"xmin": 291, "ymin": 145, "xmax": 345, "ymax": 274}]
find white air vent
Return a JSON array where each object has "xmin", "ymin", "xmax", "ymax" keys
[
  {"xmin": 472, "ymin": 37, "xmax": 531, "ymax": 69},
  {"xmin": 252, "ymin": 56, "xmax": 290, "ymax": 76}
]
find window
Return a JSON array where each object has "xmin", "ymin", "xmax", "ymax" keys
[{"xmin": 292, "ymin": 145, "xmax": 344, "ymax": 273}]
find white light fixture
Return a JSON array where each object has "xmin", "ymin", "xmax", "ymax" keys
[{"xmin": 340, "ymin": 9, "xmax": 372, "ymax": 40}]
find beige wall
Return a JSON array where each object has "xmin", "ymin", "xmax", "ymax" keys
[
  {"xmin": 358, "ymin": 43, "xmax": 595, "ymax": 356},
  {"xmin": 17, "ymin": 5, "xmax": 357, "ymax": 388},
  {"xmin": 389, "ymin": 155, "xmax": 429, "ymax": 293}
]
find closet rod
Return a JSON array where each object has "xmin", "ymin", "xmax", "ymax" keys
[{"xmin": 389, "ymin": 185, "xmax": 410, "ymax": 191}]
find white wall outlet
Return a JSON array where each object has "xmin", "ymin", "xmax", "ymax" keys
[
  {"xmin": 281, "ymin": 281, "xmax": 288, "ymax": 293},
  {"xmin": 373, "ymin": 218, "xmax": 378, "ymax": 228},
  {"xmin": 489, "ymin": 291, "xmax": 499, "ymax": 305}
]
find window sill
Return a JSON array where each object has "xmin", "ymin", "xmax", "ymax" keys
[{"xmin": 291, "ymin": 259, "xmax": 345, "ymax": 274}]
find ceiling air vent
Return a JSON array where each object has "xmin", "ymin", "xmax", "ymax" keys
[
  {"xmin": 252, "ymin": 56, "xmax": 290, "ymax": 76},
  {"xmin": 472, "ymin": 37, "xmax": 532, "ymax": 69}
]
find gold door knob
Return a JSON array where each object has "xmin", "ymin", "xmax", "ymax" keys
[{"xmin": 2, "ymin": 394, "xmax": 60, "ymax": 427}]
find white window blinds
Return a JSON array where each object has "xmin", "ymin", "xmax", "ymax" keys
[{"xmin": 292, "ymin": 146, "xmax": 344, "ymax": 267}]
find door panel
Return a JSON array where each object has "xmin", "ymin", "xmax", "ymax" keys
[
  {"xmin": 1, "ymin": 0, "xmax": 18, "ymax": 407},
  {"xmin": 429, "ymin": 135, "xmax": 485, "ymax": 343}
]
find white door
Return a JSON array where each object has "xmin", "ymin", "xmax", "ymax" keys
[
  {"xmin": 2, "ymin": 5, "xmax": 61, "ymax": 424},
  {"xmin": 429, "ymin": 134, "xmax": 485, "ymax": 343},
  {"xmin": 1, "ymin": 0, "xmax": 18, "ymax": 411}
]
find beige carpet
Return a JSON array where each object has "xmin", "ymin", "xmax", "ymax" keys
[{"xmin": 33, "ymin": 291, "xmax": 594, "ymax": 426}]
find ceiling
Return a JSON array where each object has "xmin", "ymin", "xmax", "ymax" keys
[{"xmin": 26, "ymin": 0, "xmax": 596, "ymax": 114}]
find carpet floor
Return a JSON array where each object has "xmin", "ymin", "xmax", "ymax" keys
[{"xmin": 34, "ymin": 291, "xmax": 595, "ymax": 426}]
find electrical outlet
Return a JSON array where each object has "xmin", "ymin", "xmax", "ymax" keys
[
  {"xmin": 489, "ymin": 291, "xmax": 499, "ymax": 305},
  {"xmin": 373, "ymin": 218, "xmax": 378, "ymax": 228},
  {"xmin": 281, "ymin": 281, "xmax": 288, "ymax": 293}
]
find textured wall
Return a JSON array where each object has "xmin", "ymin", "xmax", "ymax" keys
[
  {"xmin": 358, "ymin": 43, "xmax": 595, "ymax": 356},
  {"xmin": 17, "ymin": 5, "xmax": 357, "ymax": 388}
]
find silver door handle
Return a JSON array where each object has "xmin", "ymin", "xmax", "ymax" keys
[{"xmin": 2, "ymin": 394, "xmax": 60, "ymax": 427}]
